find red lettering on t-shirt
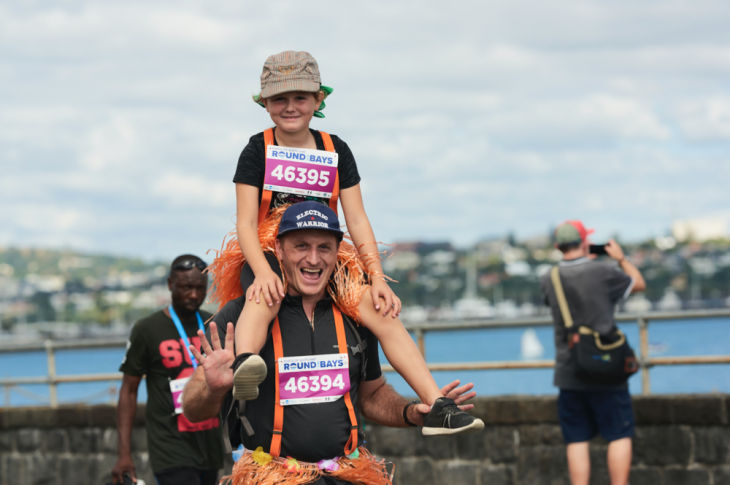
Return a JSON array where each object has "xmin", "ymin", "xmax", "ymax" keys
[
  {"xmin": 178, "ymin": 412, "xmax": 220, "ymax": 433},
  {"xmin": 160, "ymin": 336, "xmax": 201, "ymax": 369},
  {"xmin": 159, "ymin": 339, "xmax": 183, "ymax": 368}
]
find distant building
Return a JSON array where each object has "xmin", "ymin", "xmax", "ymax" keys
[
  {"xmin": 671, "ymin": 216, "xmax": 729, "ymax": 242},
  {"xmin": 392, "ymin": 241, "xmax": 453, "ymax": 254}
]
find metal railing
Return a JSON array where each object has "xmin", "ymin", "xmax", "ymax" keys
[
  {"xmin": 385, "ymin": 308, "xmax": 730, "ymax": 396},
  {"xmin": 0, "ymin": 338, "xmax": 127, "ymax": 407},
  {"xmin": 1, "ymin": 309, "xmax": 729, "ymax": 407}
]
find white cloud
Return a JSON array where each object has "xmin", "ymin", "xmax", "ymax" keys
[
  {"xmin": 677, "ymin": 96, "xmax": 730, "ymax": 141},
  {"xmin": 475, "ymin": 94, "xmax": 670, "ymax": 148},
  {"xmin": 82, "ymin": 115, "xmax": 138, "ymax": 170},
  {"xmin": 152, "ymin": 172, "xmax": 233, "ymax": 209},
  {"xmin": 1, "ymin": 0, "xmax": 730, "ymax": 257}
]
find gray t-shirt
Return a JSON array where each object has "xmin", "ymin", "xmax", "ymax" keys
[{"xmin": 540, "ymin": 257, "xmax": 634, "ymax": 391}]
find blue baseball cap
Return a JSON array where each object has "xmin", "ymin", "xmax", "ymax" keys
[{"xmin": 277, "ymin": 201, "xmax": 344, "ymax": 240}]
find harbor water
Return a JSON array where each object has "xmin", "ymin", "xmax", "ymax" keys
[{"xmin": 1, "ymin": 317, "xmax": 729, "ymax": 407}]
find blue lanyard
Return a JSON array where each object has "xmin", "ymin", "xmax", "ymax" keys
[{"xmin": 168, "ymin": 304, "xmax": 205, "ymax": 369}]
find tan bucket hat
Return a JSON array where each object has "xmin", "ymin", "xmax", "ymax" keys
[
  {"xmin": 260, "ymin": 51, "xmax": 321, "ymax": 98},
  {"xmin": 253, "ymin": 51, "xmax": 333, "ymax": 118}
]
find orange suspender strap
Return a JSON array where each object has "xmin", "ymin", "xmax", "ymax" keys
[
  {"xmin": 320, "ymin": 132, "xmax": 340, "ymax": 216},
  {"xmin": 257, "ymin": 128, "xmax": 276, "ymax": 225},
  {"xmin": 270, "ymin": 316, "xmax": 285, "ymax": 457},
  {"xmin": 332, "ymin": 305, "xmax": 359, "ymax": 456},
  {"xmin": 269, "ymin": 306, "xmax": 359, "ymax": 458}
]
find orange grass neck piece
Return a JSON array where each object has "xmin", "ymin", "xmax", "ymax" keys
[
  {"xmin": 221, "ymin": 446, "xmax": 393, "ymax": 485},
  {"xmin": 206, "ymin": 204, "xmax": 395, "ymax": 324}
]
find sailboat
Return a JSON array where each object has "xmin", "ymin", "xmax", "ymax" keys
[{"xmin": 521, "ymin": 328, "xmax": 545, "ymax": 360}]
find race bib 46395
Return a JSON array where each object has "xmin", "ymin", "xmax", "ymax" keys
[
  {"xmin": 264, "ymin": 146, "xmax": 339, "ymax": 199},
  {"xmin": 278, "ymin": 353, "xmax": 350, "ymax": 406}
]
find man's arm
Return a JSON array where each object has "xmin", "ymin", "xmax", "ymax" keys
[
  {"xmin": 605, "ymin": 239, "xmax": 646, "ymax": 293},
  {"xmin": 182, "ymin": 322, "xmax": 235, "ymax": 423},
  {"xmin": 358, "ymin": 378, "xmax": 476, "ymax": 428},
  {"xmin": 183, "ymin": 366, "xmax": 227, "ymax": 422},
  {"xmin": 112, "ymin": 374, "xmax": 141, "ymax": 483}
]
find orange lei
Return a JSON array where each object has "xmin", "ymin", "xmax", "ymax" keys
[
  {"xmin": 206, "ymin": 205, "xmax": 391, "ymax": 324},
  {"xmin": 222, "ymin": 447, "xmax": 393, "ymax": 485}
]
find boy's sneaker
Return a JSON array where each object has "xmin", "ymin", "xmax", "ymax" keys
[
  {"xmin": 422, "ymin": 397, "xmax": 485, "ymax": 436},
  {"xmin": 231, "ymin": 353, "xmax": 267, "ymax": 401}
]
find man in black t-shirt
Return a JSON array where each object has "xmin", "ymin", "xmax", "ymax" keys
[
  {"xmin": 540, "ymin": 221, "xmax": 646, "ymax": 485},
  {"xmin": 182, "ymin": 203, "xmax": 477, "ymax": 485},
  {"xmin": 112, "ymin": 255, "xmax": 223, "ymax": 485}
]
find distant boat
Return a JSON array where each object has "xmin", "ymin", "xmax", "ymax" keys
[
  {"xmin": 649, "ymin": 342, "xmax": 671, "ymax": 355},
  {"xmin": 625, "ymin": 295, "xmax": 652, "ymax": 312},
  {"xmin": 657, "ymin": 289, "xmax": 682, "ymax": 311},
  {"xmin": 453, "ymin": 298, "xmax": 495, "ymax": 319},
  {"xmin": 495, "ymin": 300, "xmax": 519, "ymax": 319},
  {"xmin": 521, "ymin": 328, "xmax": 545, "ymax": 360}
]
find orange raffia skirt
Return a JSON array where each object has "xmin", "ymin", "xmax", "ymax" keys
[
  {"xmin": 206, "ymin": 205, "xmax": 386, "ymax": 324},
  {"xmin": 222, "ymin": 446, "xmax": 394, "ymax": 485}
]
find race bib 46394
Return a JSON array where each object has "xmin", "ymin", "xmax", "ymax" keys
[
  {"xmin": 264, "ymin": 145, "xmax": 339, "ymax": 199},
  {"xmin": 278, "ymin": 353, "xmax": 350, "ymax": 406}
]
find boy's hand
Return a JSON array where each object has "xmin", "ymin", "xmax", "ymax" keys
[
  {"xmin": 248, "ymin": 269, "xmax": 285, "ymax": 306},
  {"xmin": 370, "ymin": 278, "xmax": 401, "ymax": 317}
]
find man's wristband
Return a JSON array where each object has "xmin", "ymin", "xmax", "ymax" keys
[{"xmin": 403, "ymin": 400, "xmax": 420, "ymax": 427}]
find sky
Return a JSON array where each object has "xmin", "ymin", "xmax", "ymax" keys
[{"xmin": 2, "ymin": 0, "xmax": 730, "ymax": 261}]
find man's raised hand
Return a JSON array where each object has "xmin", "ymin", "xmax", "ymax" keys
[{"xmin": 189, "ymin": 322, "xmax": 235, "ymax": 396}]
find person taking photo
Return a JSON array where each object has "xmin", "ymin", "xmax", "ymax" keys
[{"xmin": 540, "ymin": 221, "xmax": 646, "ymax": 485}]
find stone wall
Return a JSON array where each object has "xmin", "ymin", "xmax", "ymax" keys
[
  {"xmin": 366, "ymin": 394, "xmax": 730, "ymax": 485},
  {"xmin": 0, "ymin": 404, "xmax": 152, "ymax": 485},
  {"xmin": 1, "ymin": 395, "xmax": 729, "ymax": 485}
]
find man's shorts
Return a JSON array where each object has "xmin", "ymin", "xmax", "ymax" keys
[{"xmin": 558, "ymin": 389, "xmax": 635, "ymax": 443}]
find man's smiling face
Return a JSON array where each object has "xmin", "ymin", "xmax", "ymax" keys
[{"xmin": 275, "ymin": 229, "xmax": 340, "ymax": 299}]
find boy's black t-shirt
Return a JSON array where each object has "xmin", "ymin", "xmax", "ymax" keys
[
  {"xmin": 233, "ymin": 129, "xmax": 361, "ymax": 211},
  {"xmin": 120, "ymin": 309, "xmax": 224, "ymax": 473}
]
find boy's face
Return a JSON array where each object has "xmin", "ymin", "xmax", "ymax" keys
[{"xmin": 264, "ymin": 91, "xmax": 320, "ymax": 134}]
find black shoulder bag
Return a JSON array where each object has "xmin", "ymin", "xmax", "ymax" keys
[{"xmin": 550, "ymin": 266, "xmax": 639, "ymax": 384}]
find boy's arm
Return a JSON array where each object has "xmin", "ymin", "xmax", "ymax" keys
[
  {"xmin": 235, "ymin": 183, "xmax": 285, "ymax": 305},
  {"xmin": 340, "ymin": 184, "xmax": 401, "ymax": 316}
]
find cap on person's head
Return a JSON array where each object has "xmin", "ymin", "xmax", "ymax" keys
[
  {"xmin": 277, "ymin": 201, "xmax": 344, "ymax": 241},
  {"xmin": 554, "ymin": 220, "xmax": 594, "ymax": 245},
  {"xmin": 252, "ymin": 51, "xmax": 333, "ymax": 117},
  {"xmin": 259, "ymin": 51, "xmax": 321, "ymax": 98}
]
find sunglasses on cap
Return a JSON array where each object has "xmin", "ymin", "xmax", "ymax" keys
[{"xmin": 172, "ymin": 259, "xmax": 207, "ymax": 272}]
